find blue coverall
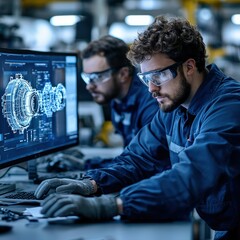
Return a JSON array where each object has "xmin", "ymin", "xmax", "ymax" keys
[
  {"xmin": 111, "ymin": 71, "xmax": 159, "ymax": 147},
  {"xmin": 86, "ymin": 64, "xmax": 240, "ymax": 239}
]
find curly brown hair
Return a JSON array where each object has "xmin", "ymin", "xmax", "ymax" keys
[{"xmin": 127, "ymin": 15, "xmax": 207, "ymax": 72}]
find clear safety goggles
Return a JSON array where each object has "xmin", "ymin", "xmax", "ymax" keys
[
  {"xmin": 81, "ymin": 67, "xmax": 117, "ymax": 85},
  {"xmin": 137, "ymin": 62, "xmax": 182, "ymax": 87}
]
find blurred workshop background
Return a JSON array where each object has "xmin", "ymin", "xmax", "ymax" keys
[{"xmin": 1, "ymin": 0, "xmax": 240, "ymax": 146}]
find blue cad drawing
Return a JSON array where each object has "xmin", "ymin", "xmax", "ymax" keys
[{"xmin": 1, "ymin": 73, "xmax": 66, "ymax": 133}]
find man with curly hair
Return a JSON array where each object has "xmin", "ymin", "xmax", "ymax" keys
[{"xmin": 35, "ymin": 15, "xmax": 240, "ymax": 240}]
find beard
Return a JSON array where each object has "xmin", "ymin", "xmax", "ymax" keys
[
  {"xmin": 91, "ymin": 78, "xmax": 120, "ymax": 105},
  {"xmin": 92, "ymin": 91, "xmax": 114, "ymax": 104},
  {"xmin": 154, "ymin": 75, "xmax": 191, "ymax": 112}
]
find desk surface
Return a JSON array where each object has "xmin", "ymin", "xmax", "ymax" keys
[
  {"xmin": 81, "ymin": 146, "xmax": 123, "ymax": 158},
  {"xmin": 1, "ymin": 216, "xmax": 192, "ymax": 240}
]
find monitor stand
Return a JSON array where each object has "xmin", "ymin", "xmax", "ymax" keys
[{"xmin": 27, "ymin": 159, "xmax": 39, "ymax": 183}]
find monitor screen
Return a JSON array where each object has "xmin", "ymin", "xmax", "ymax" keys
[{"xmin": 0, "ymin": 48, "xmax": 79, "ymax": 169}]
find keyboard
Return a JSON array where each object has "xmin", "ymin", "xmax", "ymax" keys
[
  {"xmin": 4, "ymin": 191, "xmax": 39, "ymax": 200},
  {"xmin": 0, "ymin": 191, "xmax": 43, "ymax": 205}
]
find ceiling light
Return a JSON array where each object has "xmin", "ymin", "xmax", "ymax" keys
[
  {"xmin": 231, "ymin": 14, "xmax": 240, "ymax": 25},
  {"xmin": 109, "ymin": 22, "xmax": 146, "ymax": 44},
  {"xmin": 50, "ymin": 15, "xmax": 81, "ymax": 27},
  {"xmin": 125, "ymin": 15, "xmax": 154, "ymax": 26}
]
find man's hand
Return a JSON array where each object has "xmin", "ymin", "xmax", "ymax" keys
[
  {"xmin": 34, "ymin": 178, "xmax": 96, "ymax": 199},
  {"xmin": 41, "ymin": 194, "xmax": 119, "ymax": 220}
]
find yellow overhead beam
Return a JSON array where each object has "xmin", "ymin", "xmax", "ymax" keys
[
  {"xmin": 181, "ymin": 0, "xmax": 198, "ymax": 24},
  {"xmin": 21, "ymin": 0, "xmax": 77, "ymax": 7},
  {"xmin": 181, "ymin": 0, "xmax": 240, "ymax": 24},
  {"xmin": 198, "ymin": 0, "xmax": 240, "ymax": 3}
]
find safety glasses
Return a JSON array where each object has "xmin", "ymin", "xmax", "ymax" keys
[
  {"xmin": 81, "ymin": 68, "xmax": 117, "ymax": 85},
  {"xmin": 137, "ymin": 62, "xmax": 182, "ymax": 87}
]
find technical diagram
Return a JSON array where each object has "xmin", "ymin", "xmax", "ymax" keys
[{"xmin": 1, "ymin": 73, "xmax": 66, "ymax": 133}]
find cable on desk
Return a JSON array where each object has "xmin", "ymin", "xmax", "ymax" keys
[{"xmin": 0, "ymin": 166, "xmax": 27, "ymax": 179}]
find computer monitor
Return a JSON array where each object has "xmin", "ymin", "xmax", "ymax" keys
[{"xmin": 0, "ymin": 48, "xmax": 79, "ymax": 170}]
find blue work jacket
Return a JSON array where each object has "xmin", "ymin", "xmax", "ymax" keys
[
  {"xmin": 86, "ymin": 64, "xmax": 240, "ymax": 231},
  {"xmin": 111, "ymin": 71, "xmax": 159, "ymax": 147}
]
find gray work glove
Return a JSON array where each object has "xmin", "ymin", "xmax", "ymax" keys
[
  {"xmin": 50, "ymin": 153, "xmax": 87, "ymax": 170},
  {"xmin": 34, "ymin": 178, "xmax": 95, "ymax": 199},
  {"xmin": 41, "ymin": 194, "xmax": 119, "ymax": 220}
]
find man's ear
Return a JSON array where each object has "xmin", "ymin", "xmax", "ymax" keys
[
  {"xmin": 118, "ymin": 67, "xmax": 130, "ymax": 83},
  {"xmin": 184, "ymin": 59, "xmax": 196, "ymax": 76}
]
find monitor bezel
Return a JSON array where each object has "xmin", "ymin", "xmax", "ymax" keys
[{"xmin": 0, "ymin": 47, "xmax": 80, "ymax": 170}]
